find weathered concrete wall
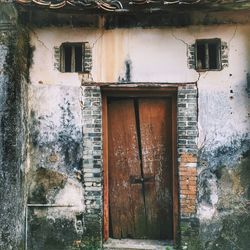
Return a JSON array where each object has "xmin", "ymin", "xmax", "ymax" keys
[
  {"xmin": 28, "ymin": 23, "xmax": 250, "ymax": 249},
  {"xmin": 27, "ymin": 85, "xmax": 85, "ymax": 249},
  {"xmin": 0, "ymin": 3, "xmax": 29, "ymax": 249},
  {"xmin": 29, "ymin": 25, "xmax": 242, "ymax": 84}
]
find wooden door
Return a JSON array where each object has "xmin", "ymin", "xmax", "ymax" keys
[{"xmin": 108, "ymin": 96, "xmax": 173, "ymax": 240}]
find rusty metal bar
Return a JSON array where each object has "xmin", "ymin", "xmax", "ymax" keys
[{"xmin": 27, "ymin": 204, "xmax": 75, "ymax": 207}]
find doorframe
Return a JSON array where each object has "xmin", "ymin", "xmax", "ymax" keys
[{"xmin": 102, "ymin": 87, "xmax": 178, "ymax": 243}]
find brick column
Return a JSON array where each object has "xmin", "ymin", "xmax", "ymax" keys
[
  {"xmin": 81, "ymin": 86, "xmax": 103, "ymax": 247},
  {"xmin": 177, "ymin": 84, "xmax": 200, "ymax": 247},
  {"xmin": 177, "ymin": 84, "xmax": 198, "ymax": 218}
]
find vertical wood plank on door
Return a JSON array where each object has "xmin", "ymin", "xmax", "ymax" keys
[
  {"xmin": 103, "ymin": 96, "xmax": 109, "ymax": 241},
  {"xmin": 171, "ymin": 94, "xmax": 178, "ymax": 244},
  {"xmin": 108, "ymin": 98, "xmax": 146, "ymax": 239},
  {"xmin": 139, "ymin": 98, "xmax": 173, "ymax": 240}
]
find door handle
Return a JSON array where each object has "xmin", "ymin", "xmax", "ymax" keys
[{"xmin": 129, "ymin": 175, "xmax": 154, "ymax": 184}]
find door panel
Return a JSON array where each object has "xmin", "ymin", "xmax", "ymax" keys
[
  {"xmin": 108, "ymin": 98, "xmax": 146, "ymax": 239},
  {"xmin": 139, "ymin": 98, "xmax": 173, "ymax": 239},
  {"xmin": 108, "ymin": 97, "xmax": 173, "ymax": 240}
]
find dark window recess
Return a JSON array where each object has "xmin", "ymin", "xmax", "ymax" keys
[
  {"xmin": 61, "ymin": 43, "xmax": 84, "ymax": 73},
  {"xmin": 196, "ymin": 39, "xmax": 221, "ymax": 71},
  {"xmin": 64, "ymin": 45, "xmax": 72, "ymax": 72}
]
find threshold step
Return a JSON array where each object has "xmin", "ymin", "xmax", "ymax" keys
[{"xmin": 103, "ymin": 239, "xmax": 173, "ymax": 250}]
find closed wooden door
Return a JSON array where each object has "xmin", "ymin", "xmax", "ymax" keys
[{"xmin": 108, "ymin": 97, "xmax": 173, "ymax": 240}]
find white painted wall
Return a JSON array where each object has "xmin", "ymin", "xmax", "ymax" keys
[{"xmin": 30, "ymin": 24, "xmax": 250, "ymax": 152}]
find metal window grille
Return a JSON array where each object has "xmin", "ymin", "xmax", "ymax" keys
[
  {"xmin": 195, "ymin": 39, "xmax": 221, "ymax": 71},
  {"xmin": 60, "ymin": 42, "xmax": 92, "ymax": 73}
]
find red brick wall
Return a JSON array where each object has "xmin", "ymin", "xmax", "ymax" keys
[{"xmin": 179, "ymin": 153, "xmax": 197, "ymax": 217}]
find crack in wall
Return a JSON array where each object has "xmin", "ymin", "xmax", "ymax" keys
[
  {"xmin": 31, "ymin": 29, "xmax": 49, "ymax": 51},
  {"xmin": 91, "ymin": 29, "xmax": 105, "ymax": 49},
  {"xmin": 171, "ymin": 29, "xmax": 201, "ymax": 83},
  {"xmin": 228, "ymin": 24, "xmax": 238, "ymax": 47},
  {"xmin": 80, "ymin": 29, "xmax": 106, "ymax": 83},
  {"xmin": 171, "ymin": 28, "xmax": 189, "ymax": 48}
]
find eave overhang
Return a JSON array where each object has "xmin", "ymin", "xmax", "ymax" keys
[{"xmin": 15, "ymin": 0, "xmax": 250, "ymax": 13}]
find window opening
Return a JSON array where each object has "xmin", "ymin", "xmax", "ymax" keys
[
  {"xmin": 61, "ymin": 43, "xmax": 84, "ymax": 73},
  {"xmin": 64, "ymin": 45, "xmax": 72, "ymax": 72},
  {"xmin": 75, "ymin": 45, "xmax": 83, "ymax": 72},
  {"xmin": 196, "ymin": 39, "xmax": 221, "ymax": 71}
]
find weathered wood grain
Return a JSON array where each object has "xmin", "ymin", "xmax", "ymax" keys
[
  {"xmin": 139, "ymin": 98, "xmax": 173, "ymax": 240},
  {"xmin": 108, "ymin": 98, "xmax": 146, "ymax": 239}
]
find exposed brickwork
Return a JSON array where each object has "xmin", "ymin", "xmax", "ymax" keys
[
  {"xmin": 83, "ymin": 42, "xmax": 92, "ymax": 73},
  {"xmin": 53, "ymin": 46, "xmax": 60, "ymax": 70},
  {"xmin": 179, "ymin": 154, "xmax": 197, "ymax": 216},
  {"xmin": 177, "ymin": 85, "xmax": 198, "ymax": 154},
  {"xmin": 187, "ymin": 44, "xmax": 195, "ymax": 69},
  {"xmin": 81, "ymin": 86, "xmax": 102, "ymax": 242},
  {"xmin": 221, "ymin": 41, "xmax": 229, "ymax": 68},
  {"xmin": 177, "ymin": 84, "xmax": 198, "ymax": 218}
]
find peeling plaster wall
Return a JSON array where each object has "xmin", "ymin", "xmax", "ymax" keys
[
  {"xmin": 28, "ymin": 24, "xmax": 250, "ymax": 249},
  {"xmin": 27, "ymin": 85, "xmax": 85, "ymax": 249}
]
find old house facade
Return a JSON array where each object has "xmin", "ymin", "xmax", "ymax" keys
[{"xmin": 0, "ymin": 0, "xmax": 250, "ymax": 249}]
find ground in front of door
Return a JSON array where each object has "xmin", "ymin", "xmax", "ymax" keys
[{"xmin": 103, "ymin": 238, "xmax": 174, "ymax": 250}]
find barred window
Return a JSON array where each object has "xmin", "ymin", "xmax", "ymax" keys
[
  {"xmin": 60, "ymin": 42, "xmax": 92, "ymax": 73},
  {"xmin": 195, "ymin": 39, "xmax": 221, "ymax": 71}
]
